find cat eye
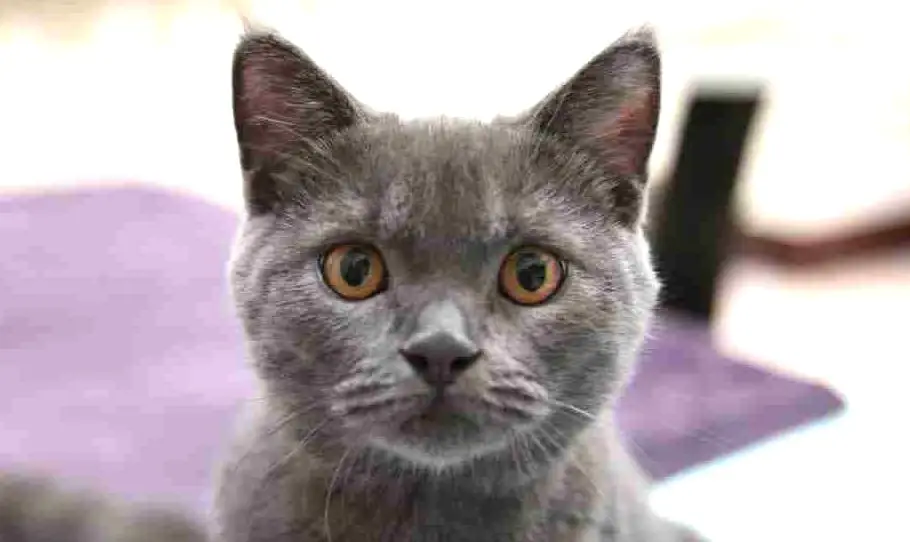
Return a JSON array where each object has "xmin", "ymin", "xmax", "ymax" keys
[
  {"xmin": 498, "ymin": 247, "xmax": 566, "ymax": 306},
  {"xmin": 319, "ymin": 244, "xmax": 388, "ymax": 301}
]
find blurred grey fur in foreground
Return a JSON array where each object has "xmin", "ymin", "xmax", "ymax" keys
[{"xmin": 0, "ymin": 471, "xmax": 206, "ymax": 542}]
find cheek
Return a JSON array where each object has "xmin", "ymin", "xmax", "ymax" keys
[
  {"xmin": 251, "ymin": 263, "xmax": 392, "ymax": 365},
  {"xmin": 481, "ymin": 316, "xmax": 543, "ymax": 375},
  {"xmin": 522, "ymin": 305, "xmax": 612, "ymax": 367},
  {"xmin": 298, "ymin": 301, "xmax": 393, "ymax": 368},
  {"xmin": 514, "ymin": 275, "xmax": 622, "ymax": 388},
  {"xmin": 527, "ymin": 270, "xmax": 621, "ymax": 341}
]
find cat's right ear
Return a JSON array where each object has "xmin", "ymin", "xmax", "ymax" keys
[
  {"xmin": 232, "ymin": 31, "xmax": 361, "ymax": 214},
  {"xmin": 526, "ymin": 29, "xmax": 660, "ymax": 227}
]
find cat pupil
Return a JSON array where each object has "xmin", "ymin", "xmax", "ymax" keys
[
  {"xmin": 516, "ymin": 253, "xmax": 547, "ymax": 291},
  {"xmin": 340, "ymin": 250, "xmax": 371, "ymax": 286}
]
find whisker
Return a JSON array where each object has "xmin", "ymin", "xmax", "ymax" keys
[
  {"xmin": 620, "ymin": 433, "xmax": 664, "ymax": 475},
  {"xmin": 337, "ymin": 447, "xmax": 367, "ymax": 524},
  {"xmin": 537, "ymin": 420, "xmax": 606, "ymax": 499},
  {"xmin": 546, "ymin": 398, "xmax": 599, "ymax": 421},
  {"xmin": 227, "ymin": 400, "xmax": 325, "ymax": 476},
  {"xmin": 537, "ymin": 419, "xmax": 569, "ymax": 451},
  {"xmin": 324, "ymin": 448, "xmax": 353, "ymax": 542},
  {"xmin": 515, "ymin": 433, "xmax": 536, "ymax": 474},
  {"xmin": 240, "ymin": 394, "xmax": 276, "ymax": 403},
  {"xmin": 507, "ymin": 436, "xmax": 526, "ymax": 479},
  {"xmin": 524, "ymin": 430, "xmax": 556, "ymax": 466},
  {"xmin": 624, "ymin": 423, "xmax": 738, "ymax": 459},
  {"xmin": 263, "ymin": 418, "xmax": 331, "ymax": 481},
  {"xmin": 242, "ymin": 417, "xmax": 331, "ymax": 541}
]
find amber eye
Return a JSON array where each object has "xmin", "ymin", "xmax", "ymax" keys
[
  {"xmin": 498, "ymin": 247, "xmax": 566, "ymax": 306},
  {"xmin": 320, "ymin": 244, "xmax": 388, "ymax": 301}
]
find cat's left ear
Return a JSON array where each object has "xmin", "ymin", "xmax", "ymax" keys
[
  {"xmin": 232, "ymin": 31, "xmax": 362, "ymax": 214},
  {"xmin": 529, "ymin": 29, "xmax": 660, "ymax": 225}
]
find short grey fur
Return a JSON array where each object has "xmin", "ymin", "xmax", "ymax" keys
[{"xmin": 214, "ymin": 27, "xmax": 705, "ymax": 542}]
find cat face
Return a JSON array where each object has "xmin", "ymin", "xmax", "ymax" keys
[{"xmin": 229, "ymin": 31, "xmax": 661, "ymax": 468}]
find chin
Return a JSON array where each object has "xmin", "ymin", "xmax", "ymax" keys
[
  {"xmin": 363, "ymin": 399, "xmax": 530, "ymax": 470},
  {"xmin": 368, "ymin": 432, "xmax": 509, "ymax": 470}
]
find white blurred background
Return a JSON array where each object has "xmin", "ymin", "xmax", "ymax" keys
[
  {"xmin": 3, "ymin": 1, "xmax": 909, "ymax": 232},
  {"xmin": 1, "ymin": 1, "xmax": 908, "ymax": 540}
]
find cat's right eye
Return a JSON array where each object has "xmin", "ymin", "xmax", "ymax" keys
[
  {"xmin": 319, "ymin": 244, "xmax": 388, "ymax": 301},
  {"xmin": 498, "ymin": 246, "xmax": 566, "ymax": 306}
]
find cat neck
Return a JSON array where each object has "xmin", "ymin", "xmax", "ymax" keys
[
  {"xmin": 293, "ymin": 424, "xmax": 616, "ymax": 542},
  {"xmin": 298, "ymin": 406, "xmax": 617, "ymax": 498}
]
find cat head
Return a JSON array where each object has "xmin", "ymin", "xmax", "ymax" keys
[{"xmin": 229, "ymin": 29, "xmax": 661, "ymax": 470}]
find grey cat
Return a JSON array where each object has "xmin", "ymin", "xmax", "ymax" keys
[
  {"xmin": 0, "ymin": 27, "xmax": 705, "ymax": 542},
  {"xmin": 214, "ymin": 27, "xmax": 705, "ymax": 542}
]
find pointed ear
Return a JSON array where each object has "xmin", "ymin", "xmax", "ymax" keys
[
  {"xmin": 232, "ymin": 31, "xmax": 361, "ymax": 214},
  {"xmin": 530, "ymin": 29, "xmax": 661, "ymax": 224}
]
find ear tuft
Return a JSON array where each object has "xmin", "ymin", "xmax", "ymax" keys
[
  {"xmin": 532, "ymin": 29, "xmax": 660, "ymax": 178},
  {"xmin": 232, "ymin": 30, "xmax": 360, "ymax": 214},
  {"xmin": 529, "ymin": 28, "xmax": 661, "ymax": 225}
]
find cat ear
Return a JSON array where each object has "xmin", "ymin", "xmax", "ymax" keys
[
  {"xmin": 530, "ymin": 29, "xmax": 660, "ymax": 225},
  {"xmin": 232, "ymin": 31, "xmax": 361, "ymax": 214}
]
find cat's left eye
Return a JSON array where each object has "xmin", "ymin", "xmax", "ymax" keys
[
  {"xmin": 498, "ymin": 247, "xmax": 566, "ymax": 306},
  {"xmin": 320, "ymin": 244, "xmax": 388, "ymax": 301}
]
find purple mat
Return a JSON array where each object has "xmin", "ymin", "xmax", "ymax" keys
[{"xmin": 0, "ymin": 186, "xmax": 843, "ymax": 513}]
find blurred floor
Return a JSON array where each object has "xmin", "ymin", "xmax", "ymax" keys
[{"xmin": 1, "ymin": 1, "xmax": 908, "ymax": 539}]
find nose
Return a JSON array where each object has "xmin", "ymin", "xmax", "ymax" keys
[
  {"xmin": 400, "ymin": 332, "xmax": 481, "ymax": 388},
  {"xmin": 399, "ymin": 300, "xmax": 481, "ymax": 388}
]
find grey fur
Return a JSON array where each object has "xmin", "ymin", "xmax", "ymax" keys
[
  {"xmin": 0, "ymin": 28, "xmax": 703, "ymax": 542},
  {"xmin": 0, "ymin": 471, "xmax": 206, "ymax": 542},
  {"xmin": 215, "ymin": 27, "xmax": 706, "ymax": 542}
]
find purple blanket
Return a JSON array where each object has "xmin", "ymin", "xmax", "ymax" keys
[{"xmin": 0, "ymin": 187, "xmax": 843, "ymax": 514}]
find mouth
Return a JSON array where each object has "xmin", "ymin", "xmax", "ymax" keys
[
  {"xmin": 397, "ymin": 391, "xmax": 479, "ymax": 433},
  {"xmin": 333, "ymin": 378, "xmax": 550, "ymax": 466},
  {"xmin": 360, "ymin": 390, "xmax": 548, "ymax": 466}
]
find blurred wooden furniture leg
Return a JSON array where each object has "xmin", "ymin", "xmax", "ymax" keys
[{"xmin": 651, "ymin": 90, "xmax": 763, "ymax": 320}]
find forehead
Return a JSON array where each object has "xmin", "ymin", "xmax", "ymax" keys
[
  {"xmin": 292, "ymin": 118, "xmax": 611, "ymax": 269},
  {"xmin": 357, "ymin": 119, "xmax": 526, "ymax": 244}
]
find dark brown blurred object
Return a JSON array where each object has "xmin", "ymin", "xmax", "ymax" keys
[
  {"xmin": 650, "ymin": 90, "xmax": 762, "ymax": 320},
  {"xmin": 733, "ymin": 218, "xmax": 910, "ymax": 266},
  {"xmin": 649, "ymin": 86, "xmax": 910, "ymax": 320}
]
